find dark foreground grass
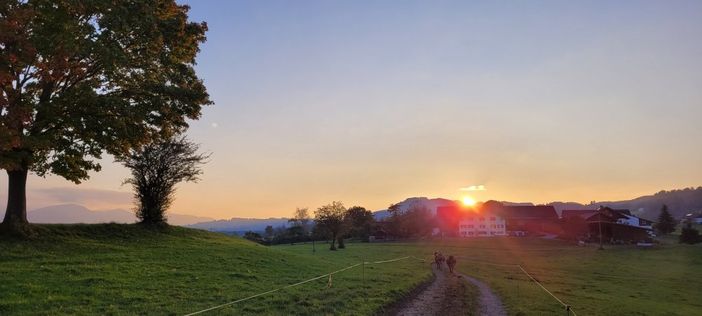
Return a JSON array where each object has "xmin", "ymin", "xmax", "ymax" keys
[{"xmin": 0, "ymin": 224, "xmax": 432, "ymax": 315}]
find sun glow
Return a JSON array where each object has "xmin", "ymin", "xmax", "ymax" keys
[{"xmin": 462, "ymin": 196, "xmax": 476, "ymax": 207}]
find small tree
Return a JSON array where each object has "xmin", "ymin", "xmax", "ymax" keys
[
  {"xmin": 288, "ymin": 207, "xmax": 311, "ymax": 236},
  {"xmin": 655, "ymin": 204, "xmax": 676, "ymax": 235},
  {"xmin": 243, "ymin": 231, "xmax": 264, "ymax": 244},
  {"xmin": 264, "ymin": 225, "xmax": 274, "ymax": 241},
  {"xmin": 679, "ymin": 223, "xmax": 701, "ymax": 244},
  {"xmin": 118, "ymin": 136, "xmax": 208, "ymax": 226},
  {"xmin": 314, "ymin": 201, "xmax": 347, "ymax": 250}
]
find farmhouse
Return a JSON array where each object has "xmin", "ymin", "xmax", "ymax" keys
[
  {"xmin": 563, "ymin": 207, "xmax": 655, "ymax": 238},
  {"xmin": 585, "ymin": 207, "xmax": 654, "ymax": 243},
  {"xmin": 458, "ymin": 213, "xmax": 506, "ymax": 237},
  {"xmin": 436, "ymin": 203, "xmax": 507, "ymax": 237},
  {"xmin": 495, "ymin": 205, "xmax": 560, "ymax": 235}
]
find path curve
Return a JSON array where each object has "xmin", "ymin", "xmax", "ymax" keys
[
  {"xmin": 392, "ymin": 264, "xmax": 507, "ymax": 316},
  {"xmin": 460, "ymin": 274, "xmax": 507, "ymax": 316}
]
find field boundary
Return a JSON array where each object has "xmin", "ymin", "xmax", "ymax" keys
[
  {"xmin": 184, "ymin": 255, "xmax": 425, "ymax": 315},
  {"xmin": 185, "ymin": 254, "xmax": 579, "ymax": 316}
]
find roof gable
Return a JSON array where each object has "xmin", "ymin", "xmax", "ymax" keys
[{"xmin": 498, "ymin": 205, "xmax": 558, "ymax": 220}]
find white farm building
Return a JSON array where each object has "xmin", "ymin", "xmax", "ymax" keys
[{"xmin": 458, "ymin": 213, "xmax": 506, "ymax": 237}]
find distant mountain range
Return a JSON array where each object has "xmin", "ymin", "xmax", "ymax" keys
[
  {"xmin": 372, "ymin": 187, "xmax": 702, "ymax": 221},
  {"xmin": 27, "ymin": 204, "xmax": 214, "ymax": 226},
  {"xmin": 546, "ymin": 187, "xmax": 702, "ymax": 220},
  {"xmin": 186, "ymin": 218, "xmax": 290, "ymax": 234},
  {"xmin": 12, "ymin": 187, "xmax": 702, "ymax": 229}
]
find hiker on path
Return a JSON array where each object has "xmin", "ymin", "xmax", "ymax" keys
[
  {"xmin": 446, "ymin": 255, "xmax": 457, "ymax": 274},
  {"xmin": 434, "ymin": 252, "xmax": 445, "ymax": 270}
]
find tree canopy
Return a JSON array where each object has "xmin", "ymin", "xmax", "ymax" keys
[
  {"xmin": 1, "ymin": 0, "xmax": 210, "ymax": 227},
  {"xmin": 314, "ymin": 201, "xmax": 346, "ymax": 250},
  {"xmin": 117, "ymin": 135, "xmax": 208, "ymax": 226}
]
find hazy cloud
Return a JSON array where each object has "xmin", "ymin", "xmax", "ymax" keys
[
  {"xmin": 460, "ymin": 185, "xmax": 486, "ymax": 191},
  {"xmin": 0, "ymin": 187, "xmax": 132, "ymax": 212}
]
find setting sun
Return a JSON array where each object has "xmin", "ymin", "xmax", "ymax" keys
[{"xmin": 462, "ymin": 196, "xmax": 477, "ymax": 207}]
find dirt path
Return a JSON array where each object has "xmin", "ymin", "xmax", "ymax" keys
[
  {"xmin": 460, "ymin": 274, "xmax": 507, "ymax": 316},
  {"xmin": 392, "ymin": 265, "xmax": 506, "ymax": 316},
  {"xmin": 392, "ymin": 264, "xmax": 470, "ymax": 316}
]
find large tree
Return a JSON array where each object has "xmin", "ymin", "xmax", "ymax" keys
[
  {"xmin": 314, "ymin": 201, "xmax": 346, "ymax": 250},
  {"xmin": 0, "ymin": 1, "xmax": 210, "ymax": 229}
]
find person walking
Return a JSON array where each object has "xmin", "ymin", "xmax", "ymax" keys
[{"xmin": 446, "ymin": 255, "xmax": 457, "ymax": 274}]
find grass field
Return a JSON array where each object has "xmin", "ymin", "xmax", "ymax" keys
[
  {"xmin": 0, "ymin": 224, "xmax": 435, "ymax": 315},
  {"xmin": 275, "ymin": 237, "xmax": 702, "ymax": 316},
  {"xmin": 1, "ymin": 225, "xmax": 700, "ymax": 315}
]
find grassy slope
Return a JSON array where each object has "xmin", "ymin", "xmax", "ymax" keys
[
  {"xmin": 277, "ymin": 238, "xmax": 702, "ymax": 315},
  {"xmin": 0, "ymin": 225, "xmax": 431, "ymax": 315}
]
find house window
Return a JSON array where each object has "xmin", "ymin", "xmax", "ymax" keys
[
  {"xmin": 490, "ymin": 217, "xmax": 496, "ymax": 221},
  {"xmin": 480, "ymin": 225, "xmax": 486, "ymax": 229},
  {"xmin": 479, "ymin": 217, "xmax": 485, "ymax": 221}
]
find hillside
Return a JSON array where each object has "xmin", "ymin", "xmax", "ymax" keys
[
  {"xmin": 22, "ymin": 204, "xmax": 214, "ymax": 226},
  {"xmin": 0, "ymin": 224, "xmax": 429, "ymax": 315},
  {"xmin": 546, "ymin": 187, "xmax": 702, "ymax": 219},
  {"xmin": 374, "ymin": 197, "xmax": 457, "ymax": 219}
]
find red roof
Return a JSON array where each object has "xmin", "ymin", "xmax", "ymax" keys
[
  {"xmin": 497, "ymin": 205, "xmax": 558, "ymax": 220},
  {"xmin": 561, "ymin": 209, "xmax": 597, "ymax": 219}
]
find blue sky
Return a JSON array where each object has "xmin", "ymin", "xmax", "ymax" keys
[{"xmin": 2, "ymin": 1, "xmax": 702, "ymax": 218}]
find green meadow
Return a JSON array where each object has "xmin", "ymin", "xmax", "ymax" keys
[
  {"xmin": 277, "ymin": 237, "xmax": 702, "ymax": 316},
  {"xmin": 0, "ymin": 225, "xmax": 433, "ymax": 315},
  {"xmin": 1, "ymin": 225, "xmax": 700, "ymax": 315}
]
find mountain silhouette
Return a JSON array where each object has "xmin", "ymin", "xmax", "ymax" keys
[{"xmin": 26, "ymin": 204, "xmax": 214, "ymax": 226}]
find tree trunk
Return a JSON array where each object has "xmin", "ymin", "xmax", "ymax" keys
[
  {"xmin": 337, "ymin": 236, "xmax": 345, "ymax": 249},
  {"xmin": 329, "ymin": 232, "xmax": 337, "ymax": 250},
  {"xmin": 2, "ymin": 169, "xmax": 29, "ymax": 226}
]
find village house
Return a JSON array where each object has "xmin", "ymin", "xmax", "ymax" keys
[
  {"xmin": 562, "ymin": 207, "xmax": 656, "ymax": 240},
  {"xmin": 492, "ymin": 205, "xmax": 560, "ymax": 235},
  {"xmin": 567, "ymin": 207, "xmax": 655, "ymax": 243},
  {"xmin": 458, "ymin": 213, "xmax": 506, "ymax": 237},
  {"xmin": 436, "ymin": 202, "xmax": 556, "ymax": 237}
]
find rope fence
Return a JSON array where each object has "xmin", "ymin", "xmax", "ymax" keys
[
  {"xmin": 184, "ymin": 255, "xmax": 424, "ymax": 316},
  {"xmin": 185, "ymin": 253, "xmax": 581, "ymax": 316},
  {"xmin": 452, "ymin": 255, "xmax": 578, "ymax": 315}
]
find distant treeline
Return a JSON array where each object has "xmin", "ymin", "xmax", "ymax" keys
[{"xmin": 242, "ymin": 202, "xmax": 436, "ymax": 249}]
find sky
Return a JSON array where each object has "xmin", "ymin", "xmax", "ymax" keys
[{"xmin": 2, "ymin": 0, "xmax": 702, "ymax": 219}]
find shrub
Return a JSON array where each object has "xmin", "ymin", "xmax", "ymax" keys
[{"xmin": 679, "ymin": 224, "xmax": 701, "ymax": 244}]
